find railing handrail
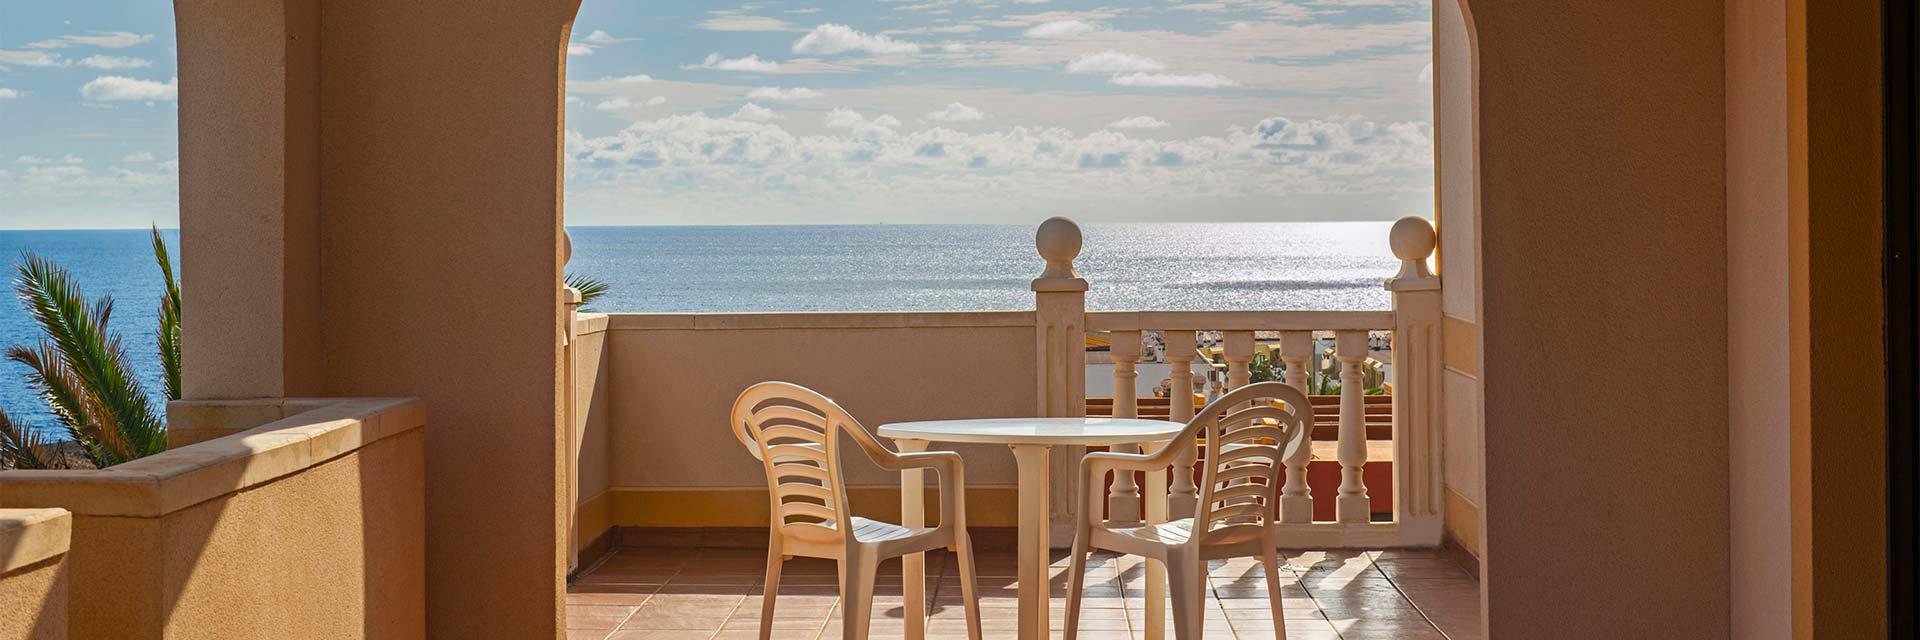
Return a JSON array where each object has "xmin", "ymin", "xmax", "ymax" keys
[
  {"xmin": 603, "ymin": 310, "xmax": 1036, "ymax": 331},
  {"xmin": 1086, "ymin": 309, "xmax": 1395, "ymax": 332}
]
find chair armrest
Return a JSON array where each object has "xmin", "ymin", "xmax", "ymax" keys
[{"xmin": 887, "ymin": 450, "xmax": 963, "ymax": 475}]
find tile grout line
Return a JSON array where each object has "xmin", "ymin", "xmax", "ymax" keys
[
  {"xmin": 1290, "ymin": 551, "xmax": 1347, "ymax": 640},
  {"xmin": 1366, "ymin": 550, "xmax": 1453, "ymax": 640}
]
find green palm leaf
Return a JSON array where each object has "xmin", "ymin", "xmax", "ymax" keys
[
  {"xmin": 12, "ymin": 253, "xmax": 167, "ymax": 465},
  {"xmin": 152, "ymin": 226, "xmax": 182, "ymax": 401},
  {"xmin": 564, "ymin": 272, "xmax": 611, "ymax": 311},
  {"xmin": 0, "ymin": 408, "xmax": 62, "ymax": 470}
]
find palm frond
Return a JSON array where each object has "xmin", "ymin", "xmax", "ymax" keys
[
  {"xmin": 564, "ymin": 272, "xmax": 611, "ymax": 311},
  {"xmin": 13, "ymin": 253, "xmax": 167, "ymax": 463},
  {"xmin": 0, "ymin": 408, "xmax": 63, "ymax": 470},
  {"xmin": 7, "ymin": 342, "xmax": 122, "ymax": 466},
  {"xmin": 152, "ymin": 226, "xmax": 182, "ymax": 401}
]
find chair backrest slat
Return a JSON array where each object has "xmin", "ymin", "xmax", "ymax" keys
[
  {"xmin": 1188, "ymin": 381, "xmax": 1312, "ymax": 540},
  {"xmin": 733, "ymin": 382, "xmax": 865, "ymax": 533}
]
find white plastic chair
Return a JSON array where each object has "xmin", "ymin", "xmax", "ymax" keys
[
  {"xmin": 1064, "ymin": 381, "xmax": 1313, "ymax": 640},
  {"xmin": 731, "ymin": 381, "xmax": 984, "ymax": 640}
]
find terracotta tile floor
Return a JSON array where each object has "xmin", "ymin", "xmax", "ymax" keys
[{"xmin": 568, "ymin": 547, "xmax": 1481, "ymax": 640}]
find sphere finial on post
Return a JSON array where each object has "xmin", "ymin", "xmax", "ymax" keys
[
  {"xmin": 1385, "ymin": 216, "xmax": 1439, "ymax": 291},
  {"xmin": 1032, "ymin": 216, "xmax": 1088, "ymax": 291}
]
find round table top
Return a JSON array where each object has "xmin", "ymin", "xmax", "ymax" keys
[{"xmin": 876, "ymin": 417, "xmax": 1185, "ymax": 446}]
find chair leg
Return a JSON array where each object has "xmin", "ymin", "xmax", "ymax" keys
[
  {"xmin": 840, "ymin": 551, "xmax": 880, "ymax": 640},
  {"xmin": 955, "ymin": 533, "xmax": 985, "ymax": 640},
  {"xmin": 1166, "ymin": 553, "xmax": 1206, "ymax": 640},
  {"xmin": 1260, "ymin": 545, "xmax": 1289, "ymax": 639},
  {"xmin": 760, "ymin": 538, "xmax": 784, "ymax": 640},
  {"xmin": 1063, "ymin": 533, "xmax": 1092, "ymax": 640}
]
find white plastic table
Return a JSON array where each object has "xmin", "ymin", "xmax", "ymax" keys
[{"xmin": 877, "ymin": 417, "xmax": 1186, "ymax": 640}]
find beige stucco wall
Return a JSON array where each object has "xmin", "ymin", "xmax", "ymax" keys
[
  {"xmin": 603, "ymin": 313, "xmax": 1037, "ymax": 496},
  {"xmin": 1432, "ymin": 0, "xmax": 1484, "ymax": 562},
  {"xmin": 1726, "ymin": 0, "xmax": 1793, "ymax": 637},
  {"xmin": 173, "ymin": 0, "xmax": 577, "ymax": 635},
  {"xmin": 1472, "ymin": 0, "xmax": 1731, "ymax": 636},
  {"xmin": 0, "ymin": 560, "xmax": 66, "ymax": 640},
  {"xmin": 1795, "ymin": 0, "xmax": 1887, "ymax": 635},
  {"xmin": 0, "ymin": 400, "xmax": 425, "ymax": 639},
  {"xmin": 0, "ymin": 509, "xmax": 70, "ymax": 640},
  {"xmin": 570, "ymin": 313, "xmax": 612, "ymax": 564}
]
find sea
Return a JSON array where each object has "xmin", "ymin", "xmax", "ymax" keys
[{"xmin": 0, "ymin": 222, "xmax": 1397, "ymax": 434}]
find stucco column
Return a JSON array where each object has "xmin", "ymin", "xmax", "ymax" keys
[
  {"xmin": 175, "ymin": 0, "xmax": 323, "ymax": 399},
  {"xmin": 174, "ymin": 0, "xmax": 580, "ymax": 637}
]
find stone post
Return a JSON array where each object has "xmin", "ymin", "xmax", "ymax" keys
[
  {"xmin": 1385, "ymin": 216, "xmax": 1443, "ymax": 539},
  {"xmin": 1033, "ymin": 217, "xmax": 1088, "ymax": 546}
]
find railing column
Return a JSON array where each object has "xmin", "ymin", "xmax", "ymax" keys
[
  {"xmin": 1107, "ymin": 330, "xmax": 1144, "ymax": 524},
  {"xmin": 1334, "ymin": 330, "xmax": 1370, "ymax": 523},
  {"xmin": 1224, "ymin": 331, "xmax": 1255, "ymax": 394},
  {"xmin": 1032, "ymin": 217, "xmax": 1088, "ymax": 546},
  {"xmin": 1385, "ymin": 216, "xmax": 1443, "ymax": 541},
  {"xmin": 1163, "ymin": 331, "xmax": 1199, "ymax": 518},
  {"xmin": 1277, "ymin": 330, "xmax": 1314, "ymax": 523}
]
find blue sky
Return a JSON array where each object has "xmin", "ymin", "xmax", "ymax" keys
[{"xmin": 0, "ymin": 0, "xmax": 1433, "ymax": 229}]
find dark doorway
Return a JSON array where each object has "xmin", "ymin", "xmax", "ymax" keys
[{"xmin": 1886, "ymin": 0, "xmax": 1918, "ymax": 635}]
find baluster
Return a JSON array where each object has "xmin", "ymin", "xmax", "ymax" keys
[
  {"xmin": 1334, "ymin": 330, "xmax": 1370, "ymax": 523},
  {"xmin": 1224, "ymin": 331, "xmax": 1255, "ymax": 395},
  {"xmin": 1277, "ymin": 330, "xmax": 1314, "ymax": 523},
  {"xmin": 1162, "ymin": 331, "xmax": 1199, "ymax": 518},
  {"xmin": 1107, "ymin": 330, "xmax": 1143, "ymax": 524}
]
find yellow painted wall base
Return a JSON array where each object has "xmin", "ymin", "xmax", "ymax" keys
[
  {"xmin": 607, "ymin": 487, "xmax": 1024, "ymax": 528},
  {"xmin": 1444, "ymin": 487, "xmax": 1482, "ymax": 558}
]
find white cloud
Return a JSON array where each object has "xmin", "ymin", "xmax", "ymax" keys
[
  {"xmin": 0, "ymin": 88, "xmax": 17, "ymax": 100},
  {"xmin": 0, "ymin": 50, "xmax": 67, "ymax": 68},
  {"xmin": 1109, "ymin": 72, "xmax": 1238, "ymax": 88},
  {"xmin": 78, "ymin": 55, "xmax": 151, "ymax": 70},
  {"xmin": 598, "ymin": 74, "xmax": 654, "ymax": 83},
  {"xmin": 747, "ymin": 86, "xmax": 824, "ymax": 101},
  {"xmin": 121, "ymin": 151, "xmax": 155, "ymax": 163},
  {"xmin": 698, "ymin": 11, "xmax": 797, "ymax": 32},
  {"xmin": 583, "ymin": 30, "xmax": 637, "ymax": 44},
  {"xmin": 1024, "ymin": 20, "xmax": 1099, "ymax": 38},
  {"xmin": 731, "ymin": 102, "xmax": 785, "ymax": 122},
  {"xmin": 593, "ymin": 98, "xmax": 634, "ymax": 111},
  {"xmin": 787, "ymin": 8, "xmax": 822, "ymax": 14},
  {"xmin": 823, "ymin": 108, "xmax": 902, "ymax": 135},
  {"xmin": 1065, "ymin": 51, "xmax": 1164, "ymax": 74},
  {"xmin": 684, "ymin": 53, "xmax": 781, "ymax": 72},
  {"xmin": 80, "ymin": 76, "xmax": 178, "ymax": 102},
  {"xmin": 1107, "ymin": 116, "xmax": 1170, "ymax": 129},
  {"xmin": 647, "ymin": 96, "xmax": 668, "ymax": 106},
  {"xmin": 1169, "ymin": 2, "xmax": 1229, "ymax": 10},
  {"xmin": 563, "ymin": 113, "xmax": 1434, "ymax": 223},
  {"xmin": 1417, "ymin": 62, "xmax": 1432, "ymax": 84},
  {"xmin": 16, "ymin": 155, "xmax": 83, "ymax": 166},
  {"xmin": 27, "ymin": 32, "xmax": 152, "ymax": 49},
  {"xmin": 882, "ymin": 25, "xmax": 982, "ymax": 35},
  {"xmin": 924, "ymin": 102, "xmax": 984, "ymax": 122},
  {"xmin": 568, "ymin": 43, "xmax": 594, "ymax": 56},
  {"xmin": 793, "ymin": 24, "xmax": 921, "ymax": 55}
]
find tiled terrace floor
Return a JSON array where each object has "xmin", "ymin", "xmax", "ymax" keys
[{"xmin": 568, "ymin": 547, "xmax": 1480, "ymax": 640}]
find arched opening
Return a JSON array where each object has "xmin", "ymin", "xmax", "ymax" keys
[{"xmin": 556, "ymin": 3, "xmax": 1480, "ymax": 639}]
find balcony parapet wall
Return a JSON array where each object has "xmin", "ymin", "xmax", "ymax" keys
[
  {"xmin": 0, "ymin": 508, "xmax": 69, "ymax": 640},
  {"xmin": 0, "ymin": 398, "xmax": 426, "ymax": 639}
]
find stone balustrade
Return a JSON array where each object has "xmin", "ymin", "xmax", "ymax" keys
[{"xmin": 579, "ymin": 216, "xmax": 1445, "ymax": 557}]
